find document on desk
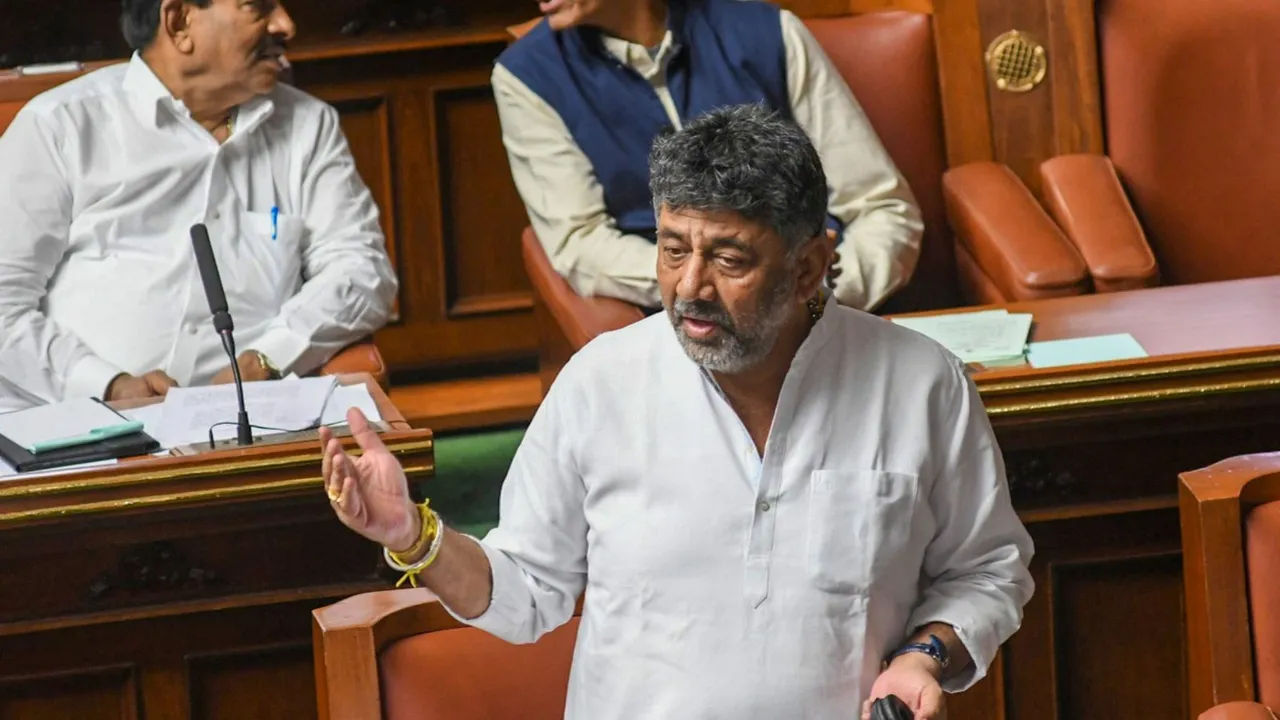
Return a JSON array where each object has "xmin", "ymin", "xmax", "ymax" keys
[
  {"xmin": 1027, "ymin": 333, "xmax": 1147, "ymax": 368},
  {"xmin": 892, "ymin": 310, "xmax": 1033, "ymax": 364},
  {"xmin": 320, "ymin": 383, "xmax": 382, "ymax": 425},
  {"xmin": 154, "ymin": 376, "xmax": 338, "ymax": 448}
]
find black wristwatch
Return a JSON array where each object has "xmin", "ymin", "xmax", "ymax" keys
[{"xmin": 884, "ymin": 633, "xmax": 950, "ymax": 671}]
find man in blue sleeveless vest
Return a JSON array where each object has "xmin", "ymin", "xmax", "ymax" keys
[{"xmin": 493, "ymin": 0, "xmax": 923, "ymax": 312}]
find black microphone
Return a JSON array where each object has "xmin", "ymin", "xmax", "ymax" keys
[{"xmin": 190, "ymin": 223, "xmax": 253, "ymax": 447}]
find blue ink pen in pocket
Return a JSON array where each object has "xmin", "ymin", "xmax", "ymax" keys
[{"xmin": 270, "ymin": 206, "xmax": 279, "ymax": 241}]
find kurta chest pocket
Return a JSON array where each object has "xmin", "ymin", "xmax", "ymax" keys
[
  {"xmin": 806, "ymin": 469, "xmax": 919, "ymax": 594},
  {"xmin": 241, "ymin": 210, "xmax": 305, "ymax": 248}
]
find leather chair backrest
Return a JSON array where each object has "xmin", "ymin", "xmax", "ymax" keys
[
  {"xmin": 805, "ymin": 13, "xmax": 957, "ymax": 311},
  {"xmin": 1098, "ymin": 0, "xmax": 1280, "ymax": 285},
  {"xmin": 380, "ymin": 616, "xmax": 580, "ymax": 719},
  {"xmin": 1247, "ymin": 502, "xmax": 1280, "ymax": 708}
]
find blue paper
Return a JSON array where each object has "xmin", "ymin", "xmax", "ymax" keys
[{"xmin": 1027, "ymin": 333, "xmax": 1147, "ymax": 369}]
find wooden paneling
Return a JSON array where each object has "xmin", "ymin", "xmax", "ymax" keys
[
  {"xmin": 0, "ymin": 666, "xmax": 138, "ymax": 720},
  {"xmin": 931, "ymin": 0, "xmax": 1108, "ymax": 194},
  {"xmin": 188, "ymin": 644, "xmax": 317, "ymax": 720},
  {"xmin": 433, "ymin": 85, "xmax": 533, "ymax": 319},
  {"xmin": 331, "ymin": 94, "xmax": 402, "ymax": 322},
  {"xmin": 1053, "ymin": 554, "xmax": 1186, "ymax": 719},
  {"xmin": 294, "ymin": 46, "xmax": 538, "ymax": 374},
  {"xmin": 933, "ymin": 0, "xmax": 996, "ymax": 166}
]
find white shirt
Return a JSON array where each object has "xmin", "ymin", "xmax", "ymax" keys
[
  {"xmin": 0, "ymin": 54, "xmax": 398, "ymax": 411},
  {"xmin": 492, "ymin": 10, "xmax": 925, "ymax": 311},
  {"xmin": 451, "ymin": 297, "xmax": 1034, "ymax": 719}
]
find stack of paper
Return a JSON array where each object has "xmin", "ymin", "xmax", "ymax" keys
[
  {"xmin": 892, "ymin": 310, "xmax": 1033, "ymax": 365},
  {"xmin": 125, "ymin": 377, "xmax": 385, "ymax": 450}
]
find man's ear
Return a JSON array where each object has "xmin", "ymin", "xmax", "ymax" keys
[
  {"xmin": 160, "ymin": 0, "xmax": 196, "ymax": 54},
  {"xmin": 794, "ymin": 231, "xmax": 833, "ymax": 298}
]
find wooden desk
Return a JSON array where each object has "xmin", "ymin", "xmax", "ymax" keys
[
  {"xmin": 935, "ymin": 277, "xmax": 1280, "ymax": 720},
  {"xmin": 0, "ymin": 374, "xmax": 433, "ymax": 719}
]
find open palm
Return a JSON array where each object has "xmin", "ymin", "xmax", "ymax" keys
[{"xmin": 321, "ymin": 408, "xmax": 419, "ymax": 552}]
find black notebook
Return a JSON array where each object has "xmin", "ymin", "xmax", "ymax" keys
[{"xmin": 0, "ymin": 427, "xmax": 160, "ymax": 473}]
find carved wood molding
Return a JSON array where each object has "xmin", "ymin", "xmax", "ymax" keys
[
  {"xmin": 1005, "ymin": 453, "xmax": 1077, "ymax": 501},
  {"xmin": 88, "ymin": 541, "xmax": 225, "ymax": 601}
]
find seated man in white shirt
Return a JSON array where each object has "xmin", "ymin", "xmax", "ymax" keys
[
  {"xmin": 0, "ymin": 0, "xmax": 397, "ymax": 412},
  {"xmin": 495, "ymin": 0, "xmax": 924, "ymax": 311},
  {"xmin": 320, "ymin": 105, "xmax": 1033, "ymax": 719}
]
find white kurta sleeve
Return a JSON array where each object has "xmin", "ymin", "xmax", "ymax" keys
[
  {"xmin": 443, "ymin": 357, "xmax": 590, "ymax": 643},
  {"xmin": 245, "ymin": 104, "xmax": 398, "ymax": 375},
  {"xmin": 0, "ymin": 107, "xmax": 125, "ymax": 408},
  {"xmin": 908, "ymin": 362, "xmax": 1035, "ymax": 691}
]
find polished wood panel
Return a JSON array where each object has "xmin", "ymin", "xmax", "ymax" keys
[
  {"xmin": 930, "ymin": 0, "xmax": 1108, "ymax": 193},
  {"xmin": 189, "ymin": 645, "xmax": 316, "ymax": 720},
  {"xmin": 0, "ymin": 666, "xmax": 138, "ymax": 720},
  {"xmin": 433, "ymin": 85, "xmax": 533, "ymax": 320},
  {"xmin": 0, "ymin": 375, "xmax": 432, "ymax": 719}
]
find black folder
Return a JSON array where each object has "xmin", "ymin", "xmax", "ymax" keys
[{"xmin": 0, "ymin": 428, "xmax": 160, "ymax": 473}]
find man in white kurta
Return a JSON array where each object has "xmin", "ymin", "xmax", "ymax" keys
[
  {"xmin": 321, "ymin": 104, "xmax": 1032, "ymax": 720},
  {"xmin": 465, "ymin": 287, "xmax": 1033, "ymax": 716},
  {"xmin": 0, "ymin": 1, "xmax": 397, "ymax": 411}
]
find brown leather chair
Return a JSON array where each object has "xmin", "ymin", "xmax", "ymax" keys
[
  {"xmin": 515, "ymin": 11, "xmax": 1087, "ymax": 390},
  {"xmin": 319, "ymin": 340, "xmax": 390, "ymax": 389},
  {"xmin": 313, "ymin": 588, "xmax": 579, "ymax": 719},
  {"xmin": 951, "ymin": 0, "xmax": 1280, "ymax": 294},
  {"xmin": 1180, "ymin": 452, "xmax": 1280, "ymax": 719}
]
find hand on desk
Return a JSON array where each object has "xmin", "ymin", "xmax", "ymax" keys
[
  {"xmin": 210, "ymin": 351, "xmax": 274, "ymax": 386},
  {"xmin": 320, "ymin": 408, "xmax": 421, "ymax": 554},
  {"xmin": 105, "ymin": 370, "xmax": 178, "ymax": 401}
]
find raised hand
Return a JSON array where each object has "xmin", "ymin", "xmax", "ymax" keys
[{"xmin": 321, "ymin": 407, "xmax": 421, "ymax": 553}]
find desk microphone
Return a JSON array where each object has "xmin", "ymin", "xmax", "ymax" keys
[{"xmin": 191, "ymin": 223, "xmax": 253, "ymax": 446}]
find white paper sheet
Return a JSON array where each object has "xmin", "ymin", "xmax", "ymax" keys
[
  {"xmin": 154, "ymin": 376, "xmax": 338, "ymax": 448},
  {"xmin": 892, "ymin": 310, "xmax": 1033, "ymax": 364},
  {"xmin": 320, "ymin": 383, "xmax": 383, "ymax": 426}
]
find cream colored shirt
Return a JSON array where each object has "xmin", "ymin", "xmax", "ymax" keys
[
  {"xmin": 0, "ymin": 55, "xmax": 397, "ymax": 411},
  {"xmin": 492, "ymin": 10, "xmax": 924, "ymax": 310},
  {"xmin": 448, "ymin": 296, "xmax": 1034, "ymax": 718}
]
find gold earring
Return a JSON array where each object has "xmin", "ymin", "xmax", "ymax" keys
[{"xmin": 807, "ymin": 294, "xmax": 824, "ymax": 323}]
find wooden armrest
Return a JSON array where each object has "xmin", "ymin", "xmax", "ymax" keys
[
  {"xmin": 1040, "ymin": 154, "xmax": 1160, "ymax": 293},
  {"xmin": 318, "ymin": 341, "xmax": 388, "ymax": 389},
  {"xmin": 942, "ymin": 162, "xmax": 1088, "ymax": 301},
  {"xmin": 313, "ymin": 588, "xmax": 460, "ymax": 720},
  {"xmin": 1200, "ymin": 702, "xmax": 1278, "ymax": 720}
]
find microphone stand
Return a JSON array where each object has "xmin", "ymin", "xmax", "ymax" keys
[{"xmin": 217, "ymin": 327, "xmax": 254, "ymax": 447}]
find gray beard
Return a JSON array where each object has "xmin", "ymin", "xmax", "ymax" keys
[{"xmin": 667, "ymin": 271, "xmax": 797, "ymax": 374}]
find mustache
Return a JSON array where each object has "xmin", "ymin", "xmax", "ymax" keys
[
  {"xmin": 671, "ymin": 299, "xmax": 734, "ymax": 329},
  {"xmin": 257, "ymin": 37, "xmax": 289, "ymax": 57}
]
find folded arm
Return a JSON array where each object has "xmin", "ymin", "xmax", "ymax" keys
[
  {"xmin": 782, "ymin": 10, "xmax": 924, "ymax": 311},
  {"xmin": 492, "ymin": 64, "xmax": 660, "ymax": 308},
  {"xmin": 246, "ymin": 106, "xmax": 398, "ymax": 375},
  {"xmin": 0, "ymin": 108, "xmax": 124, "ymax": 408},
  {"xmin": 907, "ymin": 363, "xmax": 1036, "ymax": 692}
]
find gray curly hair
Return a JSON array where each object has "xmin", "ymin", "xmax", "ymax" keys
[{"xmin": 648, "ymin": 104, "xmax": 828, "ymax": 253}]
